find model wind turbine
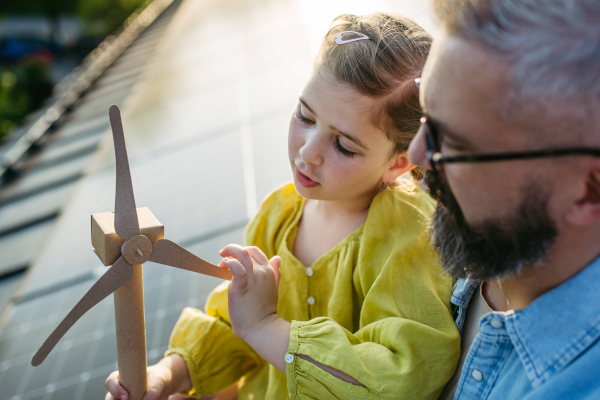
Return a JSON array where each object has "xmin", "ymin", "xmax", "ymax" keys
[{"xmin": 32, "ymin": 105, "xmax": 232, "ymax": 400}]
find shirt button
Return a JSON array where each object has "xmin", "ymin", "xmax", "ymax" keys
[
  {"xmin": 490, "ymin": 318, "xmax": 504, "ymax": 329},
  {"xmin": 305, "ymin": 267, "xmax": 313, "ymax": 276},
  {"xmin": 285, "ymin": 354, "xmax": 294, "ymax": 363},
  {"xmin": 307, "ymin": 296, "xmax": 315, "ymax": 305},
  {"xmin": 471, "ymin": 369, "xmax": 483, "ymax": 382}
]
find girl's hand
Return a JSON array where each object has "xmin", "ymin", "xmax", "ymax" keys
[
  {"xmin": 218, "ymin": 245, "xmax": 281, "ymax": 341},
  {"xmin": 105, "ymin": 354, "xmax": 192, "ymax": 400}
]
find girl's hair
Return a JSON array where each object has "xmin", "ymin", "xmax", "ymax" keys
[{"xmin": 316, "ymin": 13, "xmax": 432, "ymax": 180}]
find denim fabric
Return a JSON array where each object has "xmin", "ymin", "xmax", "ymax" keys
[
  {"xmin": 454, "ymin": 255, "xmax": 600, "ymax": 399},
  {"xmin": 451, "ymin": 278, "xmax": 480, "ymax": 335}
]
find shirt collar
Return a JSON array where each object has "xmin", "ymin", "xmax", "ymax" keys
[
  {"xmin": 451, "ymin": 278, "xmax": 480, "ymax": 308},
  {"xmin": 502, "ymin": 255, "xmax": 600, "ymax": 387}
]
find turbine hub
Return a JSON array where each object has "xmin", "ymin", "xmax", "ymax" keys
[{"xmin": 122, "ymin": 235, "xmax": 153, "ymax": 265}]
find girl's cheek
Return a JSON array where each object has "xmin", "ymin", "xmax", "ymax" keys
[
  {"xmin": 336, "ymin": 158, "xmax": 374, "ymax": 184},
  {"xmin": 327, "ymin": 157, "xmax": 357, "ymax": 181},
  {"xmin": 288, "ymin": 125, "xmax": 304, "ymax": 154}
]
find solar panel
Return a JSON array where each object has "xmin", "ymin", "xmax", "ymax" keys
[
  {"xmin": 0, "ymin": 0, "xmax": 431, "ymax": 398},
  {"xmin": 0, "ymin": 228, "xmax": 243, "ymax": 400}
]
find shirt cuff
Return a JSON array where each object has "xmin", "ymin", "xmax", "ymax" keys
[
  {"xmin": 285, "ymin": 320, "xmax": 375, "ymax": 399},
  {"xmin": 164, "ymin": 348, "xmax": 198, "ymax": 397},
  {"xmin": 286, "ymin": 320, "xmax": 301, "ymax": 398}
]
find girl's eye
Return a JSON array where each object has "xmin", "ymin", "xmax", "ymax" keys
[
  {"xmin": 335, "ymin": 138, "xmax": 355, "ymax": 158},
  {"xmin": 295, "ymin": 109, "xmax": 314, "ymax": 125}
]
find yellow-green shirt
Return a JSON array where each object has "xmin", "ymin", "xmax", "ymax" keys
[{"xmin": 167, "ymin": 181, "xmax": 460, "ymax": 399}]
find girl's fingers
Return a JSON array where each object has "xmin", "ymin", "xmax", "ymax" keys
[
  {"xmin": 223, "ymin": 258, "xmax": 247, "ymax": 288},
  {"xmin": 217, "ymin": 259, "xmax": 230, "ymax": 270},
  {"xmin": 105, "ymin": 371, "xmax": 128, "ymax": 400},
  {"xmin": 269, "ymin": 256, "xmax": 281, "ymax": 287},
  {"xmin": 246, "ymin": 246, "xmax": 269, "ymax": 265},
  {"xmin": 220, "ymin": 244, "xmax": 254, "ymax": 274},
  {"xmin": 143, "ymin": 375, "xmax": 167, "ymax": 400}
]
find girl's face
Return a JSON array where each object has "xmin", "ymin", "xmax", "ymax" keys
[{"xmin": 289, "ymin": 68, "xmax": 405, "ymax": 202}]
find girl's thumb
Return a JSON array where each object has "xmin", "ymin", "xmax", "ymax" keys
[
  {"xmin": 221, "ymin": 258, "xmax": 247, "ymax": 289},
  {"xmin": 269, "ymin": 256, "xmax": 281, "ymax": 287}
]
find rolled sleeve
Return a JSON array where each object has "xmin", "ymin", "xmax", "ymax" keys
[
  {"xmin": 285, "ymin": 317, "xmax": 459, "ymax": 399},
  {"xmin": 166, "ymin": 307, "xmax": 263, "ymax": 396}
]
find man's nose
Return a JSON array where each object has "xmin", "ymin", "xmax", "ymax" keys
[
  {"xmin": 299, "ymin": 132, "xmax": 323, "ymax": 166},
  {"xmin": 408, "ymin": 125, "xmax": 433, "ymax": 170}
]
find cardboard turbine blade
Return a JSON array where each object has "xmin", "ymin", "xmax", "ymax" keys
[
  {"xmin": 110, "ymin": 104, "xmax": 140, "ymax": 239},
  {"xmin": 32, "ymin": 257, "xmax": 134, "ymax": 366},
  {"xmin": 150, "ymin": 239, "xmax": 233, "ymax": 280}
]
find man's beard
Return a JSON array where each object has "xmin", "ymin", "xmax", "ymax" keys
[{"xmin": 425, "ymin": 170, "xmax": 558, "ymax": 281}]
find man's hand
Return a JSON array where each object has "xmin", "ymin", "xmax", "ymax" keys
[{"xmin": 218, "ymin": 245, "xmax": 281, "ymax": 341}]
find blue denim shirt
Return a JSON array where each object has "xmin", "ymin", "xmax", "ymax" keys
[{"xmin": 451, "ymin": 255, "xmax": 600, "ymax": 399}]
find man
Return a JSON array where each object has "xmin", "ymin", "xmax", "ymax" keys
[{"xmin": 407, "ymin": 0, "xmax": 600, "ymax": 398}]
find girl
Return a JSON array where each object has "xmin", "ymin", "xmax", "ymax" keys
[{"xmin": 107, "ymin": 12, "xmax": 460, "ymax": 400}]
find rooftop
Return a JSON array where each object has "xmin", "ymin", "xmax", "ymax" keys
[{"xmin": 0, "ymin": 0, "xmax": 433, "ymax": 398}]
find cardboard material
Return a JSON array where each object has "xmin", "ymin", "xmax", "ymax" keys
[
  {"xmin": 92, "ymin": 207, "xmax": 164, "ymax": 266},
  {"xmin": 110, "ymin": 105, "xmax": 140, "ymax": 239},
  {"xmin": 32, "ymin": 257, "xmax": 134, "ymax": 366},
  {"xmin": 114, "ymin": 263, "xmax": 147, "ymax": 400},
  {"xmin": 150, "ymin": 239, "xmax": 232, "ymax": 280},
  {"xmin": 123, "ymin": 235, "xmax": 153, "ymax": 265},
  {"xmin": 33, "ymin": 106, "xmax": 233, "ymax": 397}
]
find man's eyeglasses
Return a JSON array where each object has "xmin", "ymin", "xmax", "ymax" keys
[{"xmin": 414, "ymin": 78, "xmax": 600, "ymax": 172}]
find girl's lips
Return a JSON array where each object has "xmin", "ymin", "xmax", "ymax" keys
[{"xmin": 295, "ymin": 167, "xmax": 319, "ymax": 188}]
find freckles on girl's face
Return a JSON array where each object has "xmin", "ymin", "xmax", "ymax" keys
[{"xmin": 287, "ymin": 68, "xmax": 395, "ymax": 201}]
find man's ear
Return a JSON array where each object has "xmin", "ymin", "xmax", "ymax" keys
[
  {"xmin": 566, "ymin": 169, "xmax": 600, "ymax": 226},
  {"xmin": 386, "ymin": 152, "xmax": 415, "ymax": 181}
]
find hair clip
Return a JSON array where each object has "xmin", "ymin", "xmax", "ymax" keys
[{"xmin": 335, "ymin": 31, "xmax": 370, "ymax": 44}]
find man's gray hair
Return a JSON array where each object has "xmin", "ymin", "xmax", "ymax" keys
[{"xmin": 433, "ymin": 0, "xmax": 600, "ymax": 136}]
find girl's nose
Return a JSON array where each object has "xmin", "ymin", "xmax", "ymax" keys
[{"xmin": 299, "ymin": 132, "xmax": 324, "ymax": 166}]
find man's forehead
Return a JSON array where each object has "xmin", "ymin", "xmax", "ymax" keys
[
  {"xmin": 418, "ymin": 31, "xmax": 528, "ymax": 148},
  {"xmin": 421, "ymin": 32, "xmax": 508, "ymax": 114}
]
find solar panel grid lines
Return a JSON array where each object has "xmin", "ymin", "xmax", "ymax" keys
[
  {"xmin": 0, "ymin": 222, "xmax": 56, "ymax": 277},
  {"xmin": 0, "ymin": 2, "xmax": 189, "ymax": 396},
  {"xmin": 0, "ymin": 227, "xmax": 244, "ymax": 400},
  {"xmin": 0, "ymin": 0, "xmax": 184, "ymax": 291},
  {"xmin": 24, "ymin": 136, "xmax": 101, "ymax": 173},
  {"xmin": 0, "ymin": 280, "xmax": 189, "ymax": 399},
  {"xmin": 47, "ymin": 116, "xmax": 108, "ymax": 144},
  {"xmin": 0, "ymin": 0, "xmax": 361, "ymax": 397},
  {"xmin": 0, "ymin": 284, "xmax": 71, "ymax": 398}
]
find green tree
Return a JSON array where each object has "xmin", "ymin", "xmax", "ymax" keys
[
  {"xmin": 77, "ymin": 0, "xmax": 147, "ymax": 35},
  {"xmin": 0, "ymin": 60, "xmax": 53, "ymax": 140}
]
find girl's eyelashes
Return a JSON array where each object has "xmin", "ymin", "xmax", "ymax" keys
[
  {"xmin": 295, "ymin": 109, "xmax": 315, "ymax": 125},
  {"xmin": 295, "ymin": 105, "xmax": 355, "ymax": 158},
  {"xmin": 335, "ymin": 138, "xmax": 355, "ymax": 158}
]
